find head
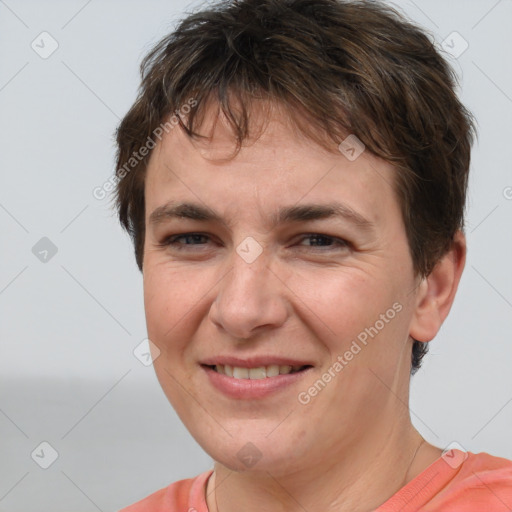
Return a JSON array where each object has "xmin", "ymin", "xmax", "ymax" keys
[{"xmin": 114, "ymin": 0, "xmax": 474, "ymax": 473}]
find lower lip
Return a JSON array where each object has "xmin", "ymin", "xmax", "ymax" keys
[{"xmin": 202, "ymin": 365, "xmax": 313, "ymax": 399}]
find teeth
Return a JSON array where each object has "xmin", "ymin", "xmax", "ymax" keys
[
  {"xmin": 233, "ymin": 367, "xmax": 249, "ymax": 379},
  {"xmin": 266, "ymin": 364, "xmax": 280, "ymax": 377},
  {"xmin": 213, "ymin": 364, "xmax": 304, "ymax": 379},
  {"xmin": 248, "ymin": 367, "xmax": 266, "ymax": 380}
]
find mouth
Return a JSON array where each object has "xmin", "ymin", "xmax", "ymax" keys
[{"xmin": 202, "ymin": 364, "xmax": 313, "ymax": 379}]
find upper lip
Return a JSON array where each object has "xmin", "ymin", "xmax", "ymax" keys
[{"xmin": 200, "ymin": 356, "xmax": 314, "ymax": 368}]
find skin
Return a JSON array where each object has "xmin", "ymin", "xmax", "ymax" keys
[{"xmin": 142, "ymin": 102, "xmax": 466, "ymax": 512}]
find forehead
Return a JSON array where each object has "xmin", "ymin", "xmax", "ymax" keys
[{"xmin": 144, "ymin": 102, "xmax": 400, "ymax": 229}]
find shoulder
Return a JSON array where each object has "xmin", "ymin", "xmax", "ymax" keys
[
  {"xmin": 429, "ymin": 451, "xmax": 512, "ymax": 511},
  {"xmin": 377, "ymin": 450, "xmax": 512, "ymax": 512},
  {"xmin": 450, "ymin": 451, "xmax": 512, "ymax": 489},
  {"xmin": 118, "ymin": 469, "xmax": 213, "ymax": 512}
]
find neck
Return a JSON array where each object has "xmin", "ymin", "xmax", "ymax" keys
[{"xmin": 206, "ymin": 420, "xmax": 441, "ymax": 512}]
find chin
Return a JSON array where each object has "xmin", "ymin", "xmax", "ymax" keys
[{"xmin": 194, "ymin": 426, "xmax": 310, "ymax": 474}]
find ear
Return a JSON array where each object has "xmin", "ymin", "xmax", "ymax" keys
[{"xmin": 409, "ymin": 230, "xmax": 466, "ymax": 342}]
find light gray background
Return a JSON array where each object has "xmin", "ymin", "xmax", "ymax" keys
[{"xmin": 0, "ymin": 0, "xmax": 511, "ymax": 511}]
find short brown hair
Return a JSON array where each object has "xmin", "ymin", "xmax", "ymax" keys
[{"xmin": 114, "ymin": 0, "xmax": 475, "ymax": 373}]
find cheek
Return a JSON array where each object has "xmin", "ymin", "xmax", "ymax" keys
[
  {"xmin": 286, "ymin": 265, "xmax": 389, "ymax": 339},
  {"xmin": 143, "ymin": 264, "xmax": 211, "ymax": 412},
  {"xmin": 143, "ymin": 263, "xmax": 204, "ymax": 353},
  {"xmin": 284, "ymin": 263, "xmax": 412, "ymax": 375}
]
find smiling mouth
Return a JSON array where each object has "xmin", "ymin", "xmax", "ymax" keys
[{"xmin": 204, "ymin": 364, "xmax": 312, "ymax": 379}]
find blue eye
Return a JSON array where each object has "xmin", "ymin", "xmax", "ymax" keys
[
  {"xmin": 158, "ymin": 233, "xmax": 349, "ymax": 252},
  {"xmin": 298, "ymin": 234, "xmax": 348, "ymax": 249},
  {"xmin": 159, "ymin": 233, "xmax": 211, "ymax": 248},
  {"xmin": 170, "ymin": 234, "xmax": 209, "ymax": 245}
]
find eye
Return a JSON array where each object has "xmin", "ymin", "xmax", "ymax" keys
[
  {"xmin": 157, "ymin": 233, "xmax": 213, "ymax": 249},
  {"xmin": 295, "ymin": 234, "xmax": 350, "ymax": 250},
  {"xmin": 156, "ymin": 232, "xmax": 351, "ymax": 252}
]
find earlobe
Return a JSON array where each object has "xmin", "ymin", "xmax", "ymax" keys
[{"xmin": 409, "ymin": 230, "xmax": 466, "ymax": 342}]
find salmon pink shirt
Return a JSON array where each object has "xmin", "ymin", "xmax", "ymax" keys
[{"xmin": 119, "ymin": 450, "xmax": 512, "ymax": 511}]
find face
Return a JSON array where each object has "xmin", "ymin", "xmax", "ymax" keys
[{"xmin": 143, "ymin": 104, "xmax": 422, "ymax": 476}]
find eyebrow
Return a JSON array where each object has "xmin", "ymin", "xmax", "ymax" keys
[{"xmin": 148, "ymin": 201, "xmax": 375, "ymax": 231}]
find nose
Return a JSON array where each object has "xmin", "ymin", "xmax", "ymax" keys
[{"xmin": 208, "ymin": 250, "xmax": 288, "ymax": 341}]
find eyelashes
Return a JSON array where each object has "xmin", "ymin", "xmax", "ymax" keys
[
  {"xmin": 297, "ymin": 234, "xmax": 349, "ymax": 249},
  {"xmin": 157, "ymin": 232, "xmax": 351, "ymax": 252}
]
